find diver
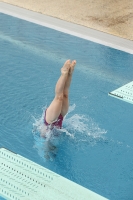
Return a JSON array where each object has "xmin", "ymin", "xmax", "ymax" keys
[{"xmin": 40, "ymin": 59, "xmax": 76, "ymax": 138}]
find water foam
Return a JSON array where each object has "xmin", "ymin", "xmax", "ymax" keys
[{"xmin": 32, "ymin": 104, "xmax": 107, "ymax": 160}]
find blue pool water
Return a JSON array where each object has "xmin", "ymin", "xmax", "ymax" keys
[{"xmin": 0, "ymin": 13, "xmax": 133, "ymax": 199}]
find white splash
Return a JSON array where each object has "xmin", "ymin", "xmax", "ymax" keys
[
  {"xmin": 64, "ymin": 105, "xmax": 107, "ymax": 139},
  {"xmin": 32, "ymin": 104, "xmax": 107, "ymax": 160}
]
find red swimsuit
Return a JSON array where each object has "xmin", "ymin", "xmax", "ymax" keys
[{"xmin": 44, "ymin": 110, "xmax": 63, "ymax": 129}]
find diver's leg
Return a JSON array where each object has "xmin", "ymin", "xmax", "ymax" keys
[
  {"xmin": 45, "ymin": 60, "xmax": 70, "ymax": 124},
  {"xmin": 61, "ymin": 60, "xmax": 76, "ymax": 117}
]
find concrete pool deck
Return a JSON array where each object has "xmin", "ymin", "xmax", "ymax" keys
[
  {"xmin": 1, "ymin": 0, "xmax": 133, "ymax": 41},
  {"xmin": 0, "ymin": 2, "xmax": 133, "ymax": 55}
]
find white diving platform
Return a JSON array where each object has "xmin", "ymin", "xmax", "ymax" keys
[
  {"xmin": 0, "ymin": 148, "xmax": 107, "ymax": 200},
  {"xmin": 108, "ymin": 81, "xmax": 133, "ymax": 104}
]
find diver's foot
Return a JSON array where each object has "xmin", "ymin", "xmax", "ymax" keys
[
  {"xmin": 61, "ymin": 60, "xmax": 71, "ymax": 75},
  {"xmin": 69, "ymin": 60, "xmax": 76, "ymax": 75}
]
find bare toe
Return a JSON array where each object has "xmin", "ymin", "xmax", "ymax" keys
[
  {"xmin": 69, "ymin": 60, "xmax": 76, "ymax": 74},
  {"xmin": 61, "ymin": 60, "xmax": 71, "ymax": 75}
]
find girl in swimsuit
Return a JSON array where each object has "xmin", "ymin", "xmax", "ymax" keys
[{"xmin": 40, "ymin": 59, "xmax": 76, "ymax": 138}]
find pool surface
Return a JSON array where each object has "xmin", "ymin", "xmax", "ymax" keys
[{"xmin": 0, "ymin": 12, "xmax": 133, "ymax": 200}]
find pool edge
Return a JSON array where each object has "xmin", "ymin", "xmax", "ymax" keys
[
  {"xmin": 0, "ymin": 2, "xmax": 133, "ymax": 55},
  {"xmin": 0, "ymin": 147, "xmax": 108, "ymax": 200}
]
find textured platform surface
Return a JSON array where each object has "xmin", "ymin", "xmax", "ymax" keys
[
  {"xmin": 0, "ymin": 148, "xmax": 107, "ymax": 200},
  {"xmin": 109, "ymin": 81, "xmax": 133, "ymax": 104}
]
